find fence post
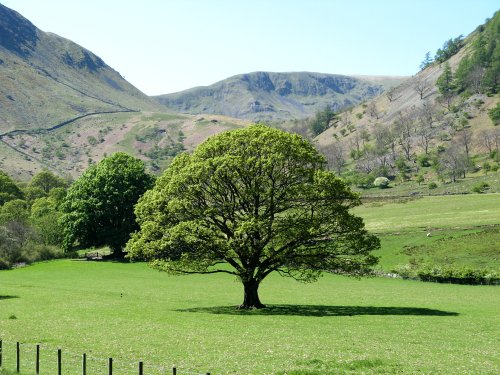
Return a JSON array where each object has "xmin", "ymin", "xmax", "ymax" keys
[
  {"xmin": 138, "ymin": 361, "xmax": 143, "ymax": 375},
  {"xmin": 82, "ymin": 353, "xmax": 87, "ymax": 375},
  {"xmin": 108, "ymin": 357, "xmax": 113, "ymax": 375},
  {"xmin": 0, "ymin": 339, "xmax": 2, "ymax": 367},
  {"xmin": 57, "ymin": 349, "xmax": 62, "ymax": 375},
  {"xmin": 36, "ymin": 344, "xmax": 40, "ymax": 374},
  {"xmin": 16, "ymin": 342, "xmax": 20, "ymax": 373},
  {"xmin": 172, "ymin": 366, "xmax": 177, "ymax": 375}
]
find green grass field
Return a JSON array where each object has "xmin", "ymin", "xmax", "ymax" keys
[
  {"xmin": 354, "ymin": 193, "xmax": 500, "ymax": 233},
  {"xmin": 1, "ymin": 194, "xmax": 499, "ymax": 374},
  {"xmin": 354, "ymin": 194, "xmax": 500, "ymax": 275},
  {"xmin": 0, "ymin": 260, "xmax": 499, "ymax": 374}
]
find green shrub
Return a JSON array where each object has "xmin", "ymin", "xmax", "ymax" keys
[
  {"xmin": 393, "ymin": 263, "xmax": 500, "ymax": 285},
  {"xmin": 417, "ymin": 154, "xmax": 431, "ymax": 167},
  {"xmin": 373, "ymin": 177, "xmax": 390, "ymax": 188},
  {"xmin": 428, "ymin": 182, "xmax": 438, "ymax": 189},
  {"xmin": 471, "ymin": 182, "xmax": 489, "ymax": 193},
  {"xmin": 488, "ymin": 102, "xmax": 500, "ymax": 125}
]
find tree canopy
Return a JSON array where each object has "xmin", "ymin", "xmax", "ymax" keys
[
  {"xmin": 28, "ymin": 169, "xmax": 68, "ymax": 194},
  {"xmin": 127, "ymin": 125, "xmax": 379, "ymax": 308},
  {"xmin": 61, "ymin": 152, "xmax": 154, "ymax": 254},
  {"xmin": 0, "ymin": 171, "xmax": 23, "ymax": 205}
]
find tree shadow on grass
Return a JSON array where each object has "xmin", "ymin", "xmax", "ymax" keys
[
  {"xmin": 175, "ymin": 304, "xmax": 459, "ymax": 317},
  {"xmin": 0, "ymin": 295, "xmax": 18, "ymax": 301}
]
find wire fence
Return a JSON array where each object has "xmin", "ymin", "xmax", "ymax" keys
[{"xmin": 0, "ymin": 339, "xmax": 211, "ymax": 375}]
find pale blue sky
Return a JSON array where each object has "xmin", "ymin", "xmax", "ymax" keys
[{"xmin": 2, "ymin": 0, "xmax": 498, "ymax": 95}]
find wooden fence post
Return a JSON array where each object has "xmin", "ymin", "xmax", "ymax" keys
[
  {"xmin": 36, "ymin": 344, "xmax": 40, "ymax": 374},
  {"xmin": 16, "ymin": 342, "xmax": 20, "ymax": 373},
  {"xmin": 82, "ymin": 353, "xmax": 87, "ymax": 375},
  {"xmin": 108, "ymin": 357, "xmax": 113, "ymax": 375},
  {"xmin": 138, "ymin": 361, "xmax": 143, "ymax": 375},
  {"xmin": 57, "ymin": 349, "xmax": 62, "ymax": 375},
  {"xmin": 172, "ymin": 366, "xmax": 177, "ymax": 375}
]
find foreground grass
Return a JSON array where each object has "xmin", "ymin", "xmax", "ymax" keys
[{"xmin": 0, "ymin": 260, "xmax": 499, "ymax": 374}]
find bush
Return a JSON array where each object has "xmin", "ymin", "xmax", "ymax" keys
[
  {"xmin": 373, "ymin": 177, "xmax": 390, "ymax": 188},
  {"xmin": 417, "ymin": 154, "xmax": 431, "ymax": 167},
  {"xmin": 393, "ymin": 263, "xmax": 500, "ymax": 285},
  {"xmin": 0, "ymin": 221, "xmax": 65, "ymax": 269},
  {"xmin": 471, "ymin": 182, "xmax": 489, "ymax": 193},
  {"xmin": 488, "ymin": 102, "xmax": 500, "ymax": 125},
  {"xmin": 428, "ymin": 182, "xmax": 438, "ymax": 189}
]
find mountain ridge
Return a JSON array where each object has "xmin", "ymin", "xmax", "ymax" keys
[
  {"xmin": 0, "ymin": 3, "xmax": 163, "ymax": 134},
  {"xmin": 155, "ymin": 71, "xmax": 405, "ymax": 122}
]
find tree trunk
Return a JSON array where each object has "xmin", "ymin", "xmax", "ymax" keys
[{"xmin": 240, "ymin": 279, "xmax": 265, "ymax": 309}]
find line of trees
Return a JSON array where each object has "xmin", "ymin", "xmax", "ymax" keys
[
  {"xmin": 0, "ymin": 170, "xmax": 68, "ymax": 269},
  {"xmin": 1, "ymin": 128, "xmax": 380, "ymax": 309}
]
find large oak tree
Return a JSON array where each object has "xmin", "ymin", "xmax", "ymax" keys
[{"xmin": 126, "ymin": 125, "xmax": 379, "ymax": 308}]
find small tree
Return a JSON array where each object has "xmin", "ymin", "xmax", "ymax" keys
[
  {"xmin": 416, "ymin": 174, "xmax": 425, "ymax": 185},
  {"xmin": 29, "ymin": 170, "xmax": 68, "ymax": 194},
  {"xmin": 0, "ymin": 171, "xmax": 23, "ymax": 205},
  {"xmin": 436, "ymin": 62, "xmax": 455, "ymax": 109},
  {"xmin": 309, "ymin": 106, "xmax": 337, "ymax": 136},
  {"xmin": 60, "ymin": 153, "xmax": 154, "ymax": 255},
  {"xmin": 413, "ymin": 77, "xmax": 431, "ymax": 100},
  {"xmin": 419, "ymin": 51, "xmax": 433, "ymax": 70},
  {"xmin": 127, "ymin": 125, "xmax": 379, "ymax": 308}
]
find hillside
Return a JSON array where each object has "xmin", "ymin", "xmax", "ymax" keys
[
  {"xmin": 0, "ymin": 3, "xmax": 163, "ymax": 135},
  {"xmin": 315, "ymin": 11, "xmax": 500, "ymax": 193},
  {"xmin": 0, "ymin": 4, "xmax": 252, "ymax": 180},
  {"xmin": 0, "ymin": 111, "xmax": 249, "ymax": 180},
  {"xmin": 154, "ymin": 72, "xmax": 404, "ymax": 122}
]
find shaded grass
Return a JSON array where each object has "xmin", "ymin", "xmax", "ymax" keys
[
  {"xmin": 0, "ymin": 260, "xmax": 499, "ymax": 374},
  {"xmin": 177, "ymin": 304, "xmax": 458, "ymax": 317}
]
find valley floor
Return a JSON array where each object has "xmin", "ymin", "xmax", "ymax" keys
[{"xmin": 0, "ymin": 260, "xmax": 499, "ymax": 374}]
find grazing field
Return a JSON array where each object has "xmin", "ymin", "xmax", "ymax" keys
[
  {"xmin": 373, "ymin": 227, "xmax": 500, "ymax": 271},
  {"xmin": 354, "ymin": 193, "xmax": 500, "ymax": 233},
  {"xmin": 353, "ymin": 194, "xmax": 500, "ymax": 273},
  {"xmin": 0, "ymin": 260, "xmax": 499, "ymax": 374}
]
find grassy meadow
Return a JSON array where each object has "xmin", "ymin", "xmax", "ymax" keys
[
  {"xmin": 0, "ymin": 261, "xmax": 499, "ymax": 374},
  {"xmin": 0, "ymin": 194, "xmax": 499, "ymax": 374},
  {"xmin": 353, "ymin": 193, "xmax": 500, "ymax": 273}
]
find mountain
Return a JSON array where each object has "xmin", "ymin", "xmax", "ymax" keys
[
  {"xmin": 0, "ymin": 3, "xmax": 163, "ymax": 134},
  {"xmin": 0, "ymin": 4, "xmax": 249, "ymax": 180},
  {"xmin": 155, "ymin": 72, "xmax": 405, "ymax": 122}
]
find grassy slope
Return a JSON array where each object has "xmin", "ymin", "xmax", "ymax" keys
[
  {"xmin": 0, "ymin": 261, "xmax": 499, "ymax": 375},
  {"xmin": 354, "ymin": 193, "xmax": 500, "ymax": 233},
  {"xmin": 354, "ymin": 194, "xmax": 500, "ymax": 272},
  {"xmin": 0, "ymin": 112, "xmax": 250, "ymax": 180}
]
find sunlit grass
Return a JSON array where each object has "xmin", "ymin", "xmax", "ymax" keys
[{"xmin": 0, "ymin": 260, "xmax": 499, "ymax": 374}]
